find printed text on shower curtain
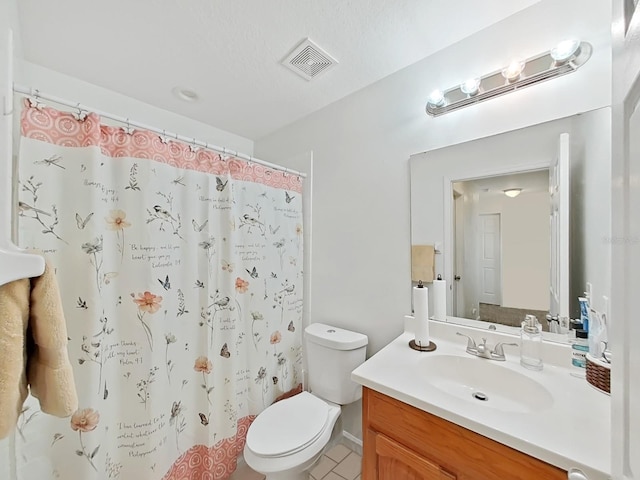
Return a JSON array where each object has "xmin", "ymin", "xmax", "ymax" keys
[{"xmin": 13, "ymin": 100, "xmax": 304, "ymax": 480}]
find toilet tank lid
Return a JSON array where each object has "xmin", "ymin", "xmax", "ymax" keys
[{"xmin": 305, "ymin": 323, "xmax": 368, "ymax": 350}]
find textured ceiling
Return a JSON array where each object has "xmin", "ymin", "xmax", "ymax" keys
[{"xmin": 17, "ymin": 0, "xmax": 541, "ymax": 140}]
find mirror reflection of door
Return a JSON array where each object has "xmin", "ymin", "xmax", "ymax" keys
[
  {"xmin": 452, "ymin": 170, "xmax": 551, "ymax": 327},
  {"xmin": 453, "ymin": 189, "xmax": 464, "ymax": 317},
  {"xmin": 479, "ymin": 213, "xmax": 502, "ymax": 306},
  {"xmin": 549, "ymin": 133, "xmax": 570, "ymax": 320}
]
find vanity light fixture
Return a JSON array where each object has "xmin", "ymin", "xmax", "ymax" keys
[
  {"xmin": 550, "ymin": 39, "xmax": 581, "ymax": 63},
  {"xmin": 426, "ymin": 39, "xmax": 592, "ymax": 116},
  {"xmin": 460, "ymin": 77, "xmax": 481, "ymax": 96},
  {"xmin": 501, "ymin": 60, "xmax": 525, "ymax": 82},
  {"xmin": 427, "ymin": 89, "xmax": 445, "ymax": 107},
  {"xmin": 503, "ymin": 188, "xmax": 522, "ymax": 198}
]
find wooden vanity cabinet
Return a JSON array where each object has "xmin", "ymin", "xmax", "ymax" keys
[{"xmin": 362, "ymin": 387, "xmax": 567, "ymax": 480}]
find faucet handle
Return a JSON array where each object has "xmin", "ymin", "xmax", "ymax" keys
[
  {"xmin": 477, "ymin": 337, "xmax": 489, "ymax": 354},
  {"xmin": 492, "ymin": 342, "xmax": 518, "ymax": 358},
  {"xmin": 456, "ymin": 332, "xmax": 477, "ymax": 351}
]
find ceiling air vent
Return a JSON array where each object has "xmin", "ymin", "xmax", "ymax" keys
[{"xmin": 282, "ymin": 38, "xmax": 338, "ymax": 81}]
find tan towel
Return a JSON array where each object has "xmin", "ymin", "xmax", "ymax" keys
[
  {"xmin": 0, "ymin": 257, "xmax": 78, "ymax": 439},
  {"xmin": 411, "ymin": 245, "xmax": 435, "ymax": 283}
]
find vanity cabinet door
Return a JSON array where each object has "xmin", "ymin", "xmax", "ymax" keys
[
  {"xmin": 375, "ymin": 431, "xmax": 456, "ymax": 480},
  {"xmin": 363, "ymin": 388, "xmax": 567, "ymax": 480}
]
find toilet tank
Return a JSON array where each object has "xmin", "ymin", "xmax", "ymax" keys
[{"xmin": 304, "ymin": 323, "xmax": 368, "ymax": 405}]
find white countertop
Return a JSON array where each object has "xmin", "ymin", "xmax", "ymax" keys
[{"xmin": 351, "ymin": 320, "xmax": 611, "ymax": 479}]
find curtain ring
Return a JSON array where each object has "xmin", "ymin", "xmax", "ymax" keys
[
  {"xmin": 75, "ymin": 102, "xmax": 87, "ymax": 121},
  {"xmin": 29, "ymin": 89, "xmax": 43, "ymax": 108}
]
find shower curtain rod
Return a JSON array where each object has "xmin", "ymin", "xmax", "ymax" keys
[{"xmin": 12, "ymin": 84, "xmax": 307, "ymax": 178}]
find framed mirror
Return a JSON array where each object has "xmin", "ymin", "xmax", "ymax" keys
[{"xmin": 410, "ymin": 108, "xmax": 611, "ymax": 339}]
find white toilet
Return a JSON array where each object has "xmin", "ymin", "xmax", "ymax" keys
[{"xmin": 243, "ymin": 323, "xmax": 368, "ymax": 480}]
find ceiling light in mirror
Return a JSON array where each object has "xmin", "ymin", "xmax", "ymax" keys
[
  {"xmin": 503, "ymin": 188, "xmax": 523, "ymax": 197},
  {"xmin": 550, "ymin": 39, "xmax": 581, "ymax": 63}
]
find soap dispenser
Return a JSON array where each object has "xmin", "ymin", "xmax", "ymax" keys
[{"xmin": 520, "ymin": 315, "xmax": 543, "ymax": 371}]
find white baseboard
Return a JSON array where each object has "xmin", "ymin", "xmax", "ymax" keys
[{"xmin": 341, "ymin": 430, "xmax": 363, "ymax": 456}]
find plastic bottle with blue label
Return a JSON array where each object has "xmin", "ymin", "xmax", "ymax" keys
[{"xmin": 571, "ymin": 329, "xmax": 588, "ymax": 378}]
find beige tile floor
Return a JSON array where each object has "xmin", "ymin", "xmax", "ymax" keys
[
  {"xmin": 230, "ymin": 443, "xmax": 361, "ymax": 480},
  {"xmin": 310, "ymin": 444, "xmax": 361, "ymax": 480}
]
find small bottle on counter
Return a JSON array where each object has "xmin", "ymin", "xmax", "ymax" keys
[
  {"xmin": 570, "ymin": 329, "xmax": 589, "ymax": 378},
  {"xmin": 520, "ymin": 315, "xmax": 543, "ymax": 371}
]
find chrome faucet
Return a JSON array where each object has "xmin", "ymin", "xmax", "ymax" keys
[{"xmin": 456, "ymin": 332, "xmax": 517, "ymax": 361}]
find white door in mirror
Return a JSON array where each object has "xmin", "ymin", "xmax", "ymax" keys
[
  {"xmin": 550, "ymin": 132, "xmax": 570, "ymax": 320},
  {"xmin": 567, "ymin": 468, "xmax": 589, "ymax": 479}
]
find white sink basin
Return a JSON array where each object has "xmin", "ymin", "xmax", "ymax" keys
[{"xmin": 419, "ymin": 355, "xmax": 554, "ymax": 414}]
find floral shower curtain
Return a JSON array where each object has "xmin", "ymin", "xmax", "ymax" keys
[{"xmin": 12, "ymin": 100, "xmax": 304, "ymax": 480}]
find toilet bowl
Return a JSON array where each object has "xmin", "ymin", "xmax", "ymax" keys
[
  {"xmin": 243, "ymin": 391, "xmax": 340, "ymax": 480},
  {"xmin": 243, "ymin": 323, "xmax": 368, "ymax": 480}
]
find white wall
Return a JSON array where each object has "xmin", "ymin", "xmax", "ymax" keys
[
  {"xmin": 255, "ymin": 0, "xmax": 611, "ymax": 441},
  {"xmin": 256, "ymin": 0, "xmax": 611, "ymax": 357},
  {"xmin": 15, "ymin": 61, "xmax": 254, "ymax": 157},
  {"xmin": 570, "ymin": 108, "xmax": 612, "ymax": 317},
  {"xmin": 0, "ymin": 0, "xmax": 23, "ymax": 65},
  {"xmin": 479, "ymin": 192, "xmax": 550, "ymax": 311}
]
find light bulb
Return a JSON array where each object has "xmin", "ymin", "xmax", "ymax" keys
[
  {"xmin": 550, "ymin": 39, "xmax": 581, "ymax": 63},
  {"xmin": 501, "ymin": 60, "xmax": 525, "ymax": 81},
  {"xmin": 460, "ymin": 78, "xmax": 480, "ymax": 96},
  {"xmin": 427, "ymin": 89, "xmax": 445, "ymax": 107}
]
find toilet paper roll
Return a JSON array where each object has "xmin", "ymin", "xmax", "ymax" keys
[
  {"xmin": 432, "ymin": 277, "xmax": 447, "ymax": 321},
  {"xmin": 413, "ymin": 284, "xmax": 430, "ymax": 347}
]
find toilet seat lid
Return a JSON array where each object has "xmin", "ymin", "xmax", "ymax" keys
[{"xmin": 246, "ymin": 391, "xmax": 329, "ymax": 457}]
